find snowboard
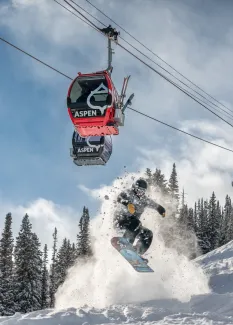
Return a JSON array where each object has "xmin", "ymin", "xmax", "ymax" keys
[{"xmin": 111, "ymin": 236, "xmax": 154, "ymax": 273}]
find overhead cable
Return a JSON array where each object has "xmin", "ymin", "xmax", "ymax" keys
[
  {"xmin": 59, "ymin": 0, "xmax": 233, "ymax": 128},
  {"xmin": 1, "ymin": 35, "xmax": 232, "ymax": 153}
]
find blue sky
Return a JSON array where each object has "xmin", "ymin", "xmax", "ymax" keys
[{"xmin": 1, "ymin": 0, "xmax": 233, "ymax": 247}]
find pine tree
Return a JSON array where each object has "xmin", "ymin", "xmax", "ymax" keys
[
  {"xmin": 14, "ymin": 214, "xmax": 42, "ymax": 313},
  {"xmin": 54, "ymin": 238, "xmax": 76, "ymax": 289},
  {"xmin": 208, "ymin": 192, "xmax": 219, "ymax": 251},
  {"xmin": 178, "ymin": 189, "xmax": 187, "ymax": 225},
  {"xmin": 226, "ymin": 198, "xmax": 233, "ymax": 243},
  {"xmin": 77, "ymin": 207, "xmax": 92, "ymax": 258},
  {"xmin": 49, "ymin": 227, "xmax": 57, "ymax": 308},
  {"xmin": 218, "ymin": 196, "xmax": 230, "ymax": 247},
  {"xmin": 0, "ymin": 213, "xmax": 15, "ymax": 315},
  {"xmin": 168, "ymin": 163, "xmax": 179, "ymax": 215},
  {"xmin": 145, "ymin": 168, "xmax": 153, "ymax": 185},
  {"xmin": 175, "ymin": 190, "xmax": 197, "ymax": 259},
  {"xmin": 41, "ymin": 244, "xmax": 49, "ymax": 309},
  {"xmin": 196, "ymin": 199, "xmax": 210, "ymax": 254},
  {"xmin": 216, "ymin": 201, "xmax": 222, "ymax": 246},
  {"xmin": 31, "ymin": 233, "xmax": 43, "ymax": 308},
  {"xmin": 193, "ymin": 202, "xmax": 198, "ymax": 233},
  {"xmin": 69, "ymin": 242, "xmax": 77, "ymax": 267},
  {"xmin": 152, "ymin": 168, "xmax": 168, "ymax": 195}
]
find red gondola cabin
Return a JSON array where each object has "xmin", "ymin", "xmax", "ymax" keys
[{"xmin": 67, "ymin": 70, "xmax": 125, "ymax": 137}]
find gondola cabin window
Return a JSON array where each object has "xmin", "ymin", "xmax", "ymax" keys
[{"xmin": 69, "ymin": 76, "xmax": 110, "ymax": 110}]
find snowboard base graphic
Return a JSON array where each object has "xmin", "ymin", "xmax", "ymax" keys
[{"xmin": 111, "ymin": 236, "xmax": 154, "ymax": 273}]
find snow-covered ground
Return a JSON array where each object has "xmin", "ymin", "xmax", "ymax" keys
[
  {"xmin": 2, "ymin": 234, "xmax": 233, "ymax": 324},
  {"xmin": 3, "ymin": 234, "xmax": 233, "ymax": 323},
  {"xmin": 2, "ymin": 292, "xmax": 233, "ymax": 324},
  {"xmin": 196, "ymin": 240, "xmax": 233, "ymax": 295},
  {"xmin": 2, "ymin": 240, "xmax": 233, "ymax": 324}
]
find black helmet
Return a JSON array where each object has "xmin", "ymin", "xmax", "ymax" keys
[{"xmin": 133, "ymin": 178, "xmax": 147, "ymax": 196}]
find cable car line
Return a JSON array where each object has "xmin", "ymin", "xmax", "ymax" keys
[
  {"xmin": 129, "ymin": 107, "xmax": 233, "ymax": 153},
  {"xmin": 62, "ymin": 0, "xmax": 100, "ymax": 32},
  {"xmin": 55, "ymin": 1, "xmax": 233, "ymax": 125},
  {"xmin": 55, "ymin": 0, "xmax": 233, "ymax": 123},
  {"xmin": 0, "ymin": 35, "xmax": 232, "ymax": 154},
  {"xmin": 67, "ymin": 0, "xmax": 233, "ymax": 121},
  {"xmin": 0, "ymin": 36, "xmax": 72, "ymax": 80},
  {"xmin": 83, "ymin": 0, "xmax": 233, "ymax": 117},
  {"xmin": 117, "ymin": 42, "xmax": 233, "ymax": 129},
  {"xmin": 53, "ymin": 0, "xmax": 94, "ymax": 29},
  {"xmin": 60, "ymin": 0, "xmax": 233, "ymax": 128},
  {"xmin": 64, "ymin": 0, "xmax": 105, "ymax": 28}
]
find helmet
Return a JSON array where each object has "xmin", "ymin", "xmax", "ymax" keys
[{"xmin": 133, "ymin": 178, "xmax": 148, "ymax": 197}]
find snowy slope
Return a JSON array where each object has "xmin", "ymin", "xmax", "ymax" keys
[
  {"xmin": 3, "ymin": 238, "xmax": 233, "ymax": 323},
  {"xmin": 2, "ymin": 242, "xmax": 233, "ymax": 324},
  {"xmin": 1, "ymin": 294, "xmax": 233, "ymax": 324},
  {"xmin": 196, "ymin": 239, "xmax": 233, "ymax": 294}
]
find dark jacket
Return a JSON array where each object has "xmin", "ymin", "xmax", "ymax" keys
[{"xmin": 115, "ymin": 189, "xmax": 165, "ymax": 219}]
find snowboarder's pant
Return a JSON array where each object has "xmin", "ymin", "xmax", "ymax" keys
[{"xmin": 114, "ymin": 215, "xmax": 153, "ymax": 255}]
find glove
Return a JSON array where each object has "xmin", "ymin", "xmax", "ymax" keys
[
  {"xmin": 117, "ymin": 198, "xmax": 129, "ymax": 206},
  {"xmin": 127, "ymin": 203, "xmax": 136, "ymax": 214},
  {"xmin": 121, "ymin": 199, "xmax": 129, "ymax": 206},
  {"xmin": 157, "ymin": 205, "xmax": 166, "ymax": 217}
]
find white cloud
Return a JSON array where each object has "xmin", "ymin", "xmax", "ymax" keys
[
  {"xmin": 0, "ymin": 197, "xmax": 79, "ymax": 253},
  {"xmin": 135, "ymin": 119, "xmax": 233, "ymax": 206}
]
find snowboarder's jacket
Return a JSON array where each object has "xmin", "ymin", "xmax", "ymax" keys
[{"xmin": 115, "ymin": 189, "xmax": 165, "ymax": 219}]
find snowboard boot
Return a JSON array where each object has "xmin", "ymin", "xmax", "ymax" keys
[
  {"xmin": 140, "ymin": 256, "xmax": 149, "ymax": 264},
  {"xmin": 133, "ymin": 242, "xmax": 149, "ymax": 264}
]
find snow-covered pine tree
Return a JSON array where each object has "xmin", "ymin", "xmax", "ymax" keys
[
  {"xmin": 193, "ymin": 202, "xmax": 198, "ymax": 233},
  {"xmin": 41, "ymin": 244, "xmax": 49, "ymax": 309},
  {"xmin": 218, "ymin": 196, "xmax": 230, "ymax": 247},
  {"xmin": 196, "ymin": 199, "xmax": 210, "ymax": 254},
  {"xmin": 54, "ymin": 238, "xmax": 75, "ymax": 289},
  {"xmin": 67, "ymin": 241, "xmax": 76, "ymax": 267},
  {"xmin": 226, "ymin": 197, "xmax": 233, "ymax": 243},
  {"xmin": 215, "ymin": 200, "xmax": 222, "ymax": 249},
  {"xmin": 82, "ymin": 208, "xmax": 92, "ymax": 257},
  {"xmin": 175, "ymin": 190, "xmax": 197, "ymax": 259},
  {"xmin": 207, "ymin": 192, "xmax": 220, "ymax": 251},
  {"xmin": 76, "ymin": 217, "xmax": 83, "ymax": 256},
  {"xmin": 187, "ymin": 208, "xmax": 195, "ymax": 231},
  {"xmin": 187, "ymin": 207, "xmax": 199, "ymax": 259},
  {"xmin": 0, "ymin": 213, "xmax": 15, "ymax": 315},
  {"xmin": 152, "ymin": 168, "xmax": 168, "ymax": 195},
  {"xmin": 31, "ymin": 233, "xmax": 43, "ymax": 308},
  {"xmin": 49, "ymin": 227, "xmax": 57, "ymax": 308},
  {"xmin": 158, "ymin": 164, "xmax": 179, "ymax": 250},
  {"xmin": 77, "ymin": 207, "xmax": 93, "ymax": 258},
  {"xmin": 178, "ymin": 189, "xmax": 188, "ymax": 225},
  {"xmin": 71, "ymin": 243, "xmax": 76, "ymax": 263},
  {"xmin": 168, "ymin": 163, "xmax": 179, "ymax": 215},
  {"xmin": 178, "ymin": 190, "xmax": 195, "ymax": 232},
  {"xmin": 145, "ymin": 168, "xmax": 153, "ymax": 185},
  {"xmin": 14, "ymin": 214, "xmax": 42, "ymax": 314}
]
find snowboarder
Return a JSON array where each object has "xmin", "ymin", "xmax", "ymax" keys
[{"xmin": 113, "ymin": 178, "xmax": 166, "ymax": 262}]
